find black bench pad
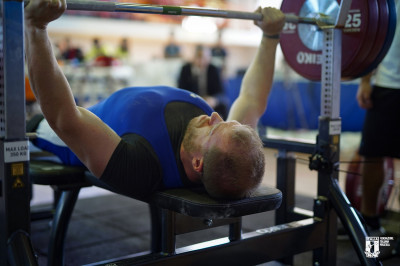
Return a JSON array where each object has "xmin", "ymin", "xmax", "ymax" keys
[
  {"xmin": 30, "ymin": 160, "xmax": 88, "ymax": 187},
  {"xmin": 86, "ymin": 171, "xmax": 282, "ymax": 219},
  {"xmin": 151, "ymin": 186, "xmax": 282, "ymax": 219}
]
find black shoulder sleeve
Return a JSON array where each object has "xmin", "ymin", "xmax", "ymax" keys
[{"xmin": 100, "ymin": 135, "xmax": 163, "ymax": 201}]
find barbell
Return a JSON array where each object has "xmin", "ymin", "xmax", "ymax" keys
[
  {"xmin": 25, "ymin": 0, "xmax": 397, "ymax": 81},
  {"xmin": 24, "ymin": 0, "xmax": 334, "ymax": 26}
]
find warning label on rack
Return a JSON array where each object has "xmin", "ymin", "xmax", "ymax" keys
[
  {"xmin": 4, "ymin": 141, "xmax": 29, "ymax": 163},
  {"xmin": 12, "ymin": 176, "xmax": 24, "ymax": 188},
  {"xmin": 329, "ymin": 120, "xmax": 342, "ymax": 135}
]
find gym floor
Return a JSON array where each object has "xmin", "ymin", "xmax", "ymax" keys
[{"xmin": 30, "ymin": 130, "xmax": 400, "ymax": 265}]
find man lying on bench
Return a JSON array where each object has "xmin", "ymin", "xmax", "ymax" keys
[{"xmin": 25, "ymin": 0, "xmax": 285, "ymax": 201}]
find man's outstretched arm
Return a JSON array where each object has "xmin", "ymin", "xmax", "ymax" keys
[
  {"xmin": 228, "ymin": 7, "xmax": 285, "ymax": 129},
  {"xmin": 25, "ymin": 0, "xmax": 120, "ymax": 177}
]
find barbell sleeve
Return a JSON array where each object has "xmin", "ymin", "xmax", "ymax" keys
[{"xmin": 24, "ymin": 0, "xmax": 333, "ymax": 25}]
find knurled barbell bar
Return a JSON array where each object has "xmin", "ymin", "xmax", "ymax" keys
[
  {"xmin": 24, "ymin": 0, "xmax": 397, "ymax": 81},
  {"xmin": 24, "ymin": 0, "xmax": 334, "ymax": 25}
]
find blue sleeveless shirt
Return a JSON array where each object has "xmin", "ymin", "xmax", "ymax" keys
[{"xmin": 35, "ymin": 86, "xmax": 213, "ymax": 188}]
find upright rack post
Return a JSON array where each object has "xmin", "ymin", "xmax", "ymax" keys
[
  {"xmin": 0, "ymin": 0, "xmax": 37, "ymax": 264},
  {"xmin": 309, "ymin": 26, "xmax": 341, "ymax": 266},
  {"xmin": 311, "ymin": 24, "xmax": 381, "ymax": 266}
]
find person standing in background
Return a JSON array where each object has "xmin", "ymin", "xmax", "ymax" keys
[
  {"xmin": 355, "ymin": 0, "xmax": 400, "ymax": 236},
  {"xmin": 61, "ymin": 38, "xmax": 85, "ymax": 64},
  {"xmin": 86, "ymin": 38, "xmax": 111, "ymax": 66},
  {"xmin": 211, "ymin": 30, "xmax": 228, "ymax": 76},
  {"xmin": 115, "ymin": 38, "xmax": 130, "ymax": 64},
  {"xmin": 178, "ymin": 45, "xmax": 228, "ymax": 119},
  {"xmin": 164, "ymin": 30, "xmax": 181, "ymax": 59}
]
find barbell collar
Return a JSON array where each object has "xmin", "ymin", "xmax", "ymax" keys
[{"xmin": 287, "ymin": 14, "xmax": 335, "ymax": 29}]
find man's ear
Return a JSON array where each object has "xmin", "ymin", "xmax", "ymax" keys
[{"xmin": 191, "ymin": 157, "xmax": 204, "ymax": 173}]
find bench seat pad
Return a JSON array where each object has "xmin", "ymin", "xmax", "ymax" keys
[
  {"xmin": 151, "ymin": 186, "xmax": 282, "ymax": 219},
  {"xmin": 30, "ymin": 160, "xmax": 87, "ymax": 187}
]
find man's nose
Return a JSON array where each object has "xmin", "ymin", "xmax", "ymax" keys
[{"xmin": 209, "ymin": 112, "xmax": 223, "ymax": 125}]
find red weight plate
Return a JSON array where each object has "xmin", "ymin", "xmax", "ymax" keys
[
  {"xmin": 342, "ymin": 0, "xmax": 380, "ymax": 78},
  {"xmin": 344, "ymin": 0, "xmax": 388, "ymax": 78},
  {"xmin": 357, "ymin": 0, "xmax": 397, "ymax": 78},
  {"xmin": 280, "ymin": 0, "xmax": 372, "ymax": 81}
]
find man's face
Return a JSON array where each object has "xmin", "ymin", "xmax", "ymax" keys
[
  {"xmin": 182, "ymin": 112, "xmax": 241, "ymax": 154},
  {"xmin": 194, "ymin": 48, "xmax": 210, "ymax": 68}
]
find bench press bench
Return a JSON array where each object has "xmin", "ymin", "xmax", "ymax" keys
[{"xmin": 30, "ymin": 158, "xmax": 282, "ymax": 266}]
